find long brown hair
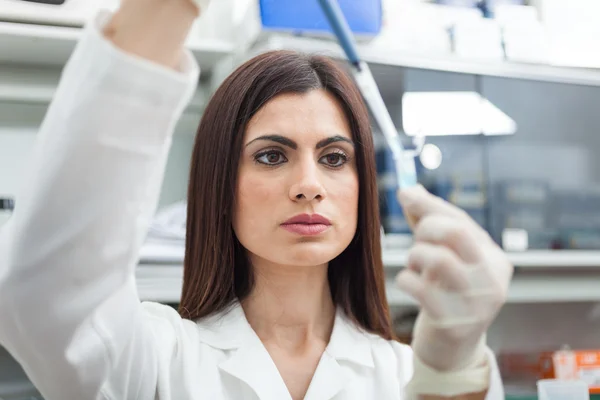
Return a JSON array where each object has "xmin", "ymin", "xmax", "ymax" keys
[{"xmin": 179, "ymin": 50, "xmax": 394, "ymax": 340}]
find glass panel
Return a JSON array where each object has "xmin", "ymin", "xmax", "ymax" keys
[
  {"xmin": 378, "ymin": 67, "xmax": 600, "ymax": 250},
  {"xmin": 482, "ymin": 77, "xmax": 600, "ymax": 250}
]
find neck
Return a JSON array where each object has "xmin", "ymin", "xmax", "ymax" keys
[{"xmin": 241, "ymin": 257, "xmax": 335, "ymax": 351}]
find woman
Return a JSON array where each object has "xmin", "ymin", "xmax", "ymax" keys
[{"xmin": 0, "ymin": 0, "xmax": 512, "ymax": 399}]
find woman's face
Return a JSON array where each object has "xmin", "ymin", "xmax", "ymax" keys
[{"xmin": 233, "ymin": 89, "xmax": 359, "ymax": 268}]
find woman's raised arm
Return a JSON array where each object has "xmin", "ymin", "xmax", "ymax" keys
[{"xmin": 0, "ymin": 1, "xmax": 205, "ymax": 398}]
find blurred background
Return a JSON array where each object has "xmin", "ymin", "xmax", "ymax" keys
[{"xmin": 2, "ymin": 0, "xmax": 600, "ymax": 398}]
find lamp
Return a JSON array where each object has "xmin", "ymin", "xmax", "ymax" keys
[{"xmin": 402, "ymin": 91, "xmax": 517, "ymax": 137}]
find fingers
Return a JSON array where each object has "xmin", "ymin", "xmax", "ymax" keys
[
  {"xmin": 397, "ymin": 184, "xmax": 468, "ymax": 229},
  {"xmin": 395, "ymin": 268, "xmax": 453, "ymax": 319},
  {"xmin": 397, "ymin": 184, "xmax": 490, "ymax": 262},
  {"xmin": 394, "ymin": 269, "xmax": 432, "ymax": 310},
  {"xmin": 396, "ymin": 245, "xmax": 501, "ymax": 323},
  {"xmin": 414, "ymin": 215, "xmax": 487, "ymax": 263},
  {"xmin": 406, "ymin": 242, "xmax": 471, "ymax": 291}
]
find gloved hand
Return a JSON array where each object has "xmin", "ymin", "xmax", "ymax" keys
[{"xmin": 395, "ymin": 185, "xmax": 513, "ymax": 373}]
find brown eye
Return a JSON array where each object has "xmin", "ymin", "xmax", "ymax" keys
[
  {"xmin": 320, "ymin": 151, "xmax": 347, "ymax": 168},
  {"xmin": 255, "ymin": 150, "xmax": 287, "ymax": 166},
  {"xmin": 327, "ymin": 154, "xmax": 341, "ymax": 165},
  {"xmin": 267, "ymin": 153, "xmax": 281, "ymax": 163}
]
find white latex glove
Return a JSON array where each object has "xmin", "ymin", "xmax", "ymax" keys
[{"xmin": 395, "ymin": 185, "xmax": 513, "ymax": 372}]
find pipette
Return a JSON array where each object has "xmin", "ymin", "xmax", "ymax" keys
[{"xmin": 316, "ymin": 0, "xmax": 418, "ymax": 189}]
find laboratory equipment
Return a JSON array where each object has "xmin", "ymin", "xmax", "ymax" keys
[{"xmin": 316, "ymin": 0, "xmax": 418, "ymax": 189}]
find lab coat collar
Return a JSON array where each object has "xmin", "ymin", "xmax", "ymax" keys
[
  {"xmin": 194, "ymin": 302, "xmax": 375, "ymax": 399},
  {"xmin": 326, "ymin": 309, "xmax": 375, "ymax": 368},
  {"xmin": 194, "ymin": 302, "xmax": 249, "ymax": 350},
  {"xmin": 195, "ymin": 301, "xmax": 374, "ymax": 367}
]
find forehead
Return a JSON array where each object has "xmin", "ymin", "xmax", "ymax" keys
[{"xmin": 245, "ymin": 89, "xmax": 352, "ymax": 143}]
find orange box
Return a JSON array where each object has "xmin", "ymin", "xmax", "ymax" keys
[{"xmin": 499, "ymin": 349, "xmax": 600, "ymax": 394}]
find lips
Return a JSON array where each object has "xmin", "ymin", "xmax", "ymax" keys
[
  {"xmin": 282, "ymin": 214, "xmax": 331, "ymax": 225},
  {"xmin": 281, "ymin": 213, "xmax": 331, "ymax": 236}
]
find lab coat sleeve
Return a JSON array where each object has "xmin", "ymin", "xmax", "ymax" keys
[
  {"xmin": 392, "ymin": 342, "xmax": 505, "ymax": 399},
  {"xmin": 0, "ymin": 11, "xmax": 199, "ymax": 400},
  {"xmin": 485, "ymin": 348, "xmax": 506, "ymax": 399}
]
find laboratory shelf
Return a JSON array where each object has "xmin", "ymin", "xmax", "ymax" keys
[
  {"xmin": 384, "ymin": 249, "xmax": 600, "ymax": 269},
  {"xmin": 386, "ymin": 273, "xmax": 600, "ymax": 306},
  {"xmin": 140, "ymin": 238, "xmax": 600, "ymax": 270},
  {"xmin": 254, "ymin": 34, "xmax": 600, "ymax": 87},
  {"xmin": 0, "ymin": 62, "xmax": 207, "ymax": 108},
  {"xmin": 0, "ymin": 21, "xmax": 235, "ymax": 72},
  {"xmin": 136, "ymin": 262, "xmax": 600, "ymax": 306}
]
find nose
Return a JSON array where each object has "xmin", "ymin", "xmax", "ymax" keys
[{"xmin": 288, "ymin": 158, "xmax": 326, "ymax": 202}]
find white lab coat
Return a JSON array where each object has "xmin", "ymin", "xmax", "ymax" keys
[{"xmin": 0, "ymin": 11, "xmax": 504, "ymax": 400}]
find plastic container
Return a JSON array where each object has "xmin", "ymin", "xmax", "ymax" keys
[
  {"xmin": 537, "ymin": 379, "xmax": 590, "ymax": 400},
  {"xmin": 259, "ymin": 0, "xmax": 382, "ymax": 36}
]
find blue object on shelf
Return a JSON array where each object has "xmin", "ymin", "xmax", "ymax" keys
[
  {"xmin": 378, "ymin": 148, "xmax": 411, "ymax": 234},
  {"xmin": 259, "ymin": 0, "xmax": 382, "ymax": 36}
]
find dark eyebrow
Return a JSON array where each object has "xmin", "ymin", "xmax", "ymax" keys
[
  {"xmin": 245, "ymin": 135, "xmax": 297, "ymax": 150},
  {"xmin": 316, "ymin": 135, "xmax": 354, "ymax": 149},
  {"xmin": 245, "ymin": 134, "xmax": 354, "ymax": 150}
]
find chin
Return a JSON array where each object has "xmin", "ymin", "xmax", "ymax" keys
[{"xmin": 273, "ymin": 240, "xmax": 349, "ymax": 267}]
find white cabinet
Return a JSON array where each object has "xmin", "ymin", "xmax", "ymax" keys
[
  {"xmin": 0, "ymin": 0, "xmax": 252, "ymax": 70},
  {"xmin": 0, "ymin": 0, "xmax": 119, "ymax": 26}
]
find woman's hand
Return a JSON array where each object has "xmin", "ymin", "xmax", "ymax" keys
[
  {"xmin": 103, "ymin": 0, "xmax": 209, "ymax": 69},
  {"xmin": 395, "ymin": 185, "xmax": 513, "ymax": 372}
]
